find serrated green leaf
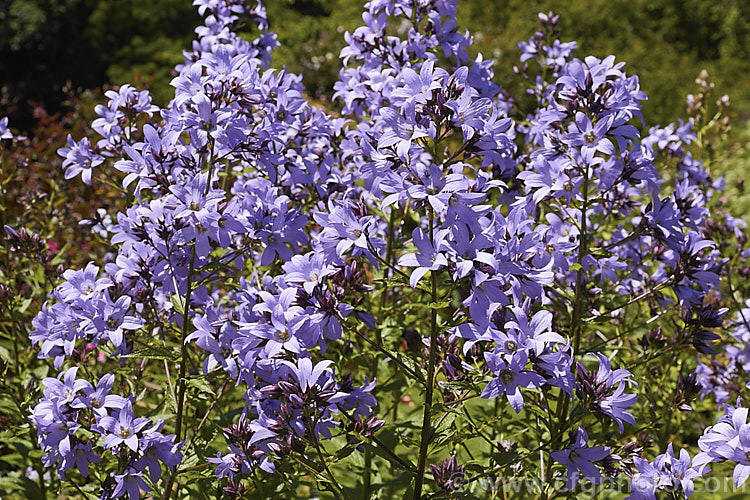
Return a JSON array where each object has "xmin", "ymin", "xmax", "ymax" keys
[
  {"xmin": 164, "ymin": 389, "xmax": 178, "ymax": 414},
  {"xmin": 195, "ymin": 259, "xmax": 231, "ymax": 274},
  {"xmin": 122, "ymin": 345, "xmax": 180, "ymax": 361},
  {"xmin": 435, "ymin": 411, "xmax": 457, "ymax": 434},
  {"xmin": 428, "ymin": 301, "xmax": 451, "ymax": 309},
  {"xmin": 179, "ymin": 451, "xmax": 202, "ymax": 471},
  {"xmin": 180, "ymin": 464, "xmax": 215, "ymax": 482},
  {"xmin": 377, "ymin": 276, "xmax": 410, "ymax": 288},
  {"xmin": 440, "ymin": 380, "xmax": 477, "ymax": 392},
  {"xmin": 395, "ymin": 352, "xmax": 426, "ymax": 383},
  {"xmin": 187, "ymin": 377, "xmax": 216, "ymax": 396}
]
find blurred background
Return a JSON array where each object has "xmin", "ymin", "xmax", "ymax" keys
[{"xmin": 2, "ymin": 0, "xmax": 750, "ymax": 127}]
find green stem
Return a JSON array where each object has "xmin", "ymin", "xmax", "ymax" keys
[
  {"xmin": 545, "ymin": 163, "xmax": 590, "ymax": 497},
  {"xmin": 305, "ymin": 408, "xmax": 344, "ymax": 499},
  {"xmin": 162, "ymin": 245, "xmax": 196, "ymax": 500},
  {"xmin": 175, "ymin": 246, "xmax": 196, "ymax": 442},
  {"xmin": 413, "ymin": 208, "xmax": 440, "ymax": 500}
]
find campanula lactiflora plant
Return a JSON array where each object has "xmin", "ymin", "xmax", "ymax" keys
[{"xmin": 10, "ymin": 0, "xmax": 750, "ymax": 498}]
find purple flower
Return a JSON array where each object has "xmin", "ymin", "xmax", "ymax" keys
[
  {"xmin": 728, "ymin": 427, "xmax": 750, "ymax": 488},
  {"xmin": 695, "ymin": 403, "xmax": 750, "ymax": 488},
  {"xmin": 250, "ymin": 288, "xmax": 305, "ymax": 355},
  {"xmin": 628, "ymin": 444, "xmax": 703, "ymax": 499},
  {"xmin": 445, "ymin": 87, "xmax": 491, "ymax": 141},
  {"xmin": 429, "ymin": 455, "xmax": 465, "ymax": 491},
  {"xmin": 563, "ymin": 112, "xmax": 615, "ymax": 156},
  {"xmin": 76, "ymin": 373, "xmax": 128, "ymax": 416},
  {"xmin": 481, "ymin": 349, "xmax": 545, "ymax": 413},
  {"xmin": 58, "ymin": 135, "xmax": 104, "ymax": 185},
  {"xmin": 58, "ymin": 440, "xmax": 101, "ymax": 480},
  {"xmin": 390, "ymin": 60, "xmax": 445, "ymax": 107},
  {"xmin": 91, "ymin": 293, "xmax": 144, "ymax": 348},
  {"xmin": 577, "ymin": 353, "xmax": 638, "ymax": 432},
  {"xmin": 100, "ymin": 401, "xmax": 151, "ymax": 452},
  {"xmin": 0, "ymin": 116, "xmax": 12, "ymax": 139},
  {"xmin": 550, "ymin": 427, "xmax": 609, "ymax": 490},
  {"xmin": 135, "ymin": 430, "xmax": 183, "ymax": 483},
  {"xmin": 282, "ymin": 252, "xmax": 336, "ymax": 294},
  {"xmin": 627, "ymin": 457, "xmax": 663, "ymax": 500},
  {"xmin": 41, "ymin": 367, "xmax": 92, "ymax": 406},
  {"xmin": 398, "ymin": 227, "xmax": 450, "ymax": 288},
  {"xmin": 112, "ymin": 469, "xmax": 151, "ymax": 500},
  {"xmin": 377, "ymin": 105, "xmax": 434, "ymax": 160},
  {"xmin": 57, "ymin": 262, "xmax": 111, "ymax": 302}
]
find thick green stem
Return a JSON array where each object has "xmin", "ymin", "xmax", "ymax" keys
[
  {"xmin": 162, "ymin": 245, "xmax": 196, "ymax": 500},
  {"xmin": 571, "ymin": 166, "xmax": 590, "ymax": 357},
  {"xmin": 545, "ymin": 164, "xmax": 590, "ymax": 497},
  {"xmin": 413, "ymin": 209, "xmax": 439, "ymax": 499},
  {"xmin": 175, "ymin": 246, "xmax": 196, "ymax": 442}
]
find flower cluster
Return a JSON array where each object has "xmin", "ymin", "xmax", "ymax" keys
[
  {"xmin": 29, "ymin": 368, "xmax": 181, "ymax": 499},
  {"xmin": 694, "ymin": 401, "xmax": 750, "ymax": 488},
  {"xmin": 628, "ymin": 443, "xmax": 704, "ymax": 499}
]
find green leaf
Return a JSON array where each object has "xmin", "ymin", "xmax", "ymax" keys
[
  {"xmin": 395, "ymin": 352, "xmax": 426, "ymax": 383},
  {"xmin": 440, "ymin": 380, "xmax": 477, "ymax": 392},
  {"xmin": 334, "ymin": 443, "xmax": 357, "ymax": 461},
  {"xmin": 121, "ymin": 345, "xmax": 180, "ymax": 362},
  {"xmin": 0, "ymin": 344, "xmax": 10, "ymax": 363},
  {"xmin": 179, "ymin": 450, "xmax": 202, "ymax": 471},
  {"xmin": 50, "ymin": 241, "xmax": 72, "ymax": 265},
  {"xmin": 377, "ymin": 275, "xmax": 410, "ymax": 288},
  {"xmin": 164, "ymin": 388, "xmax": 178, "ymax": 414},
  {"xmin": 171, "ymin": 294, "xmax": 185, "ymax": 315},
  {"xmin": 361, "ymin": 442, "xmax": 415, "ymax": 475},
  {"xmin": 569, "ymin": 262, "xmax": 582, "ymax": 271},
  {"xmin": 492, "ymin": 450, "xmax": 520, "ymax": 467},
  {"xmin": 17, "ymin": 296, "xmax": 33, "ymax": 314},
  {"xmin": 0, "ymin": 475, "xmax": 43, "ymax": 499},
  {"xmin": 428, "ymin": 301, "xmax": 451, "ymax": 310},
  {"xmin": 187, "ymin": 377, "xmax": 216, "ymax": 397},
  {"xmin": 179, "ymin": 465, "xmax": 214, "ymax": 482},
  {"xmin": 195, "ymin": 259, "xmax": 232, "ymax": 274}
]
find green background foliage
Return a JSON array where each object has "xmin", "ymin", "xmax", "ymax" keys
[{"xmin": 3, "ymin": 0, "xmax": 750, "ymax": 125}]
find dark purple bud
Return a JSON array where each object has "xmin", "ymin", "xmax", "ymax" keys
[
  {"xmin": 429, "ymin": 455, "xmax": 465, "ymax": 491},
  {"xmin": 351, "ymin": 415, "xmax": 385, "ymax": 437},
  {"xmin": 403, "ymin": 329, "xmax": 421, "ymax": 352},
  {"xmin": 222, "ymin": 478, "xmax": 247, "ymax": 498},
  {"xmin": 441, "ymin": 353, "xmax": 464, "ymax": 381},
  {"xmin": 0, "ymin": 284, "xmax": 13, "ymax": 302},
  {"xmin": 3, "ymin": 225, "xmax": 18, "ymax": 240},
  {"xmin": 691, "ymin": 329, "xmax": 720, "ymax": 355}
]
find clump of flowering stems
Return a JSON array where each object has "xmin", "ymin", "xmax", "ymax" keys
[{"xmin": 17, "ymin": 0, "xmax": 750, "ymax": 499}]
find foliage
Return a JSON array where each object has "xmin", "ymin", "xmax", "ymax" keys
[{"xmin": 2, "ymin": 1, "xmax": 750, "ymax": 500}]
